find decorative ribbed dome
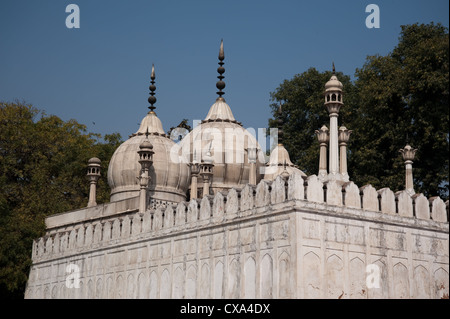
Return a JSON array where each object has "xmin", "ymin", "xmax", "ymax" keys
[
  {"xmin": 88, "ymin": 157, "xmax": 101, "ymax": 165},
  {"xmin": 139, "ymin": 139, "xmax": 153, "ymax": 150},
  {"xmin": 179, "ymin": 99, "xmax": 264, "ymax": 193},
  {"xmin": 325, "ymin": 75, "xmax": 343, "ymax": 91},
  {"xmin": 264, "ymin": 144, "xmax": 306, "ymax": 180},
  {"xmin": 107, "ymin": 122, "xmax": 190, "ymax": 202}
]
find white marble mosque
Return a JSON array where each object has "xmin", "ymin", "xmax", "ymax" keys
[{"xmin": 25, "ymin": 41, "xmax": 449, "ymax": 299}]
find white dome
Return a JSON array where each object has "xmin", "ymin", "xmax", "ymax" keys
[
  {"xmin": 107, "ymin": 112, "xmax": 190, "ymax": 202},
  {"xmin": 179, "ymin": 98, "xmax": 264, "ymax": 193},
  {"xmin": 264, "ymin": 144, "xmax": 306, "ymax": 181},
  {"xmin": 325, "ymin": 75, "xmax": 343, "ymax": 91}
]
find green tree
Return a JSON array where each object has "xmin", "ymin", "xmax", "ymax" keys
[
  {"xmin": 269, "ymin": 23, "xmax": 449, "ymax": 199},
  {"xmin": 0, "ymin": 101, "xmax": 122, "ymax": 299},
  {"xmin": 351, "ymin": 23, "xmax": 448, "ymax": 197}
]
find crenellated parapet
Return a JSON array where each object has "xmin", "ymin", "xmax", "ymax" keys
[{"xmin": 31, "ymin": 172, "xmax": 448, "ymax": 262}]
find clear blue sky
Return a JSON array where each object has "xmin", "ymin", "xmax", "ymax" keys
[{"xmin": 0, "ymin": 0, "xmax": 448, "ymax": 141}]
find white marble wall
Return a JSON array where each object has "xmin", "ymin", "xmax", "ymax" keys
[{"xmin": 25, "ymin": 173, "xmax": 449, "ymax": 299}]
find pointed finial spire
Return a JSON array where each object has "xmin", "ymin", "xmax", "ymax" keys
[
  {"xmin": 332, "ymin": 62, "xmax": 336, "ymax": 75},
  {"xmin": 216, "ymin": 39, "xmax": 226, "ymax": 99},
  {"xmin": 277, "ymin": 102, "xmax": 284, "ymax": 145},
  {"xmin": 148, "ymin": 64, "xmax": 157, "ymax": 112},
  {"xmin": 219, "ymin": 39, "xmax": 224, "ymax": 61}
]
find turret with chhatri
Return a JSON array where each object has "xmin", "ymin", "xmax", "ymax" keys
[
  {"xmin": 137, "ymin": 130, "xmax": 154, "ymax": 213},
  {"xmin": 319, "ymin": 62, "xmax": 353, "ymax": 183},
  {"xmin": 315, "ymin": 125, "xmax": 329, "ymax": 180},
  {"xmin": 200, "ymin": 146, "xmax": 214, "ymax": 197},
  {"xmin": 87, "ymin": 157, "xmax": 101, "ymax": 207},
  {"xmin": 324, "ymin": 63, "xmax": 344, "ymax": 181}
]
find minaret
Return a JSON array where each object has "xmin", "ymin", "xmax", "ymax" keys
[
  {"xmin": 189, "ymin": 158, "xmax": 201, "ymax": 199},
  {"xmin": 138, "ymin": 132, "xmax": 154, "ymax": 213},
  {"xmin": 247, "ymin": 147, "xmax": 257, "ymax": 185},
  {"xmin": 324, "ymin": 63, "xmax": 344, "ymax": 181},
  {"xmin": 338, "ymin": 126, "xmax": 352, "ymax": 182},
  {"xmin": 399, "ymin": 144, "xmax": 417, "ymax": 196},
  {"xmin": 315, "ymin": 125, "xmax": 329, "ymax": 181},
  {"xmin": 200, "ymin": 148, "xmax": 214, "ymax": 197},
  {"xmin": 87, "ymin": 157, "xmax": 101, "ymax": 207}
]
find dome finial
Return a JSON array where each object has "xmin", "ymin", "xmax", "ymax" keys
[
  {"xmin": 219, "ymin": 38, "xmax": 224, "ymax": 61},
  {"xmin": 148, "ymin": 64, "xmax": 157, "ymax": 113},
  {"xmin": 332, "ymin": 62, "xmax": 336, "ymax": 75},
  {"xmin": 216, "ymin": 39, "xmax": 226, "ymax": 99},
  {"xmin": 277, "ymin": 101, "xmax": 284, "ymax": 146}
]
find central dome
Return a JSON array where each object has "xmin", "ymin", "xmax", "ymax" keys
[{"xmin": 179, "ymin": 97, "xmax": 264, "ymax": 194}]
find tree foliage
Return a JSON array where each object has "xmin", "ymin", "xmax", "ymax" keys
[
  {"xmin": 269, "ymin": 23, "xmax": 449, "ymax": 198},
  {"xmin": 0, "ymin": 101, "xmax": 122, "ymax": 298},
  {"xmin": 167, "ymin": 119, "xmax": 192, "ymax": 142}
]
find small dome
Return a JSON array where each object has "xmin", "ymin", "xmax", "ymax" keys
[
  {"xmin": 325, "ymin": 75, "xmax": 343, "ymax": 91},
  {"xmin": 88, "ymin": 157, "xmax": 101, "ymax": 164},
  {"xmin": 264, "ymin": 144, "xmax": 306, "ymax": 180},
  {"xmin": 139, "ymin": 139, "xmax": 153, "ymax": 149}
]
